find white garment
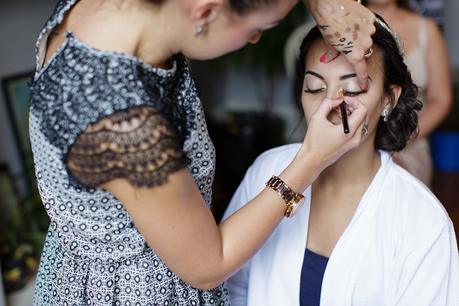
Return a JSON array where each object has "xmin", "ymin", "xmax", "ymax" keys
[
  {"xmin": 405, "ymin": 17, "xmax": 429, "ymax": 94},
  {"xmin": 224, "ymin": 144, "xmax": 459, "ymax": 306}
]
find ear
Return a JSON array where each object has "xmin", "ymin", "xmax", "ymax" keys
[
  {"xmin": 189, "ymin": 0, "xmax": 225, "ymax": 27},
  {"xmin": 383, "ymin": 85, "xmax": 402, "ymax": 109}
]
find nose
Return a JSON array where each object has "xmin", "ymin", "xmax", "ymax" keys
[
  {"xmin": 327, "ymin": 86, "xmax": 342, "ymax": 100},
  {"xmin": 248, "ymin": 32, "xmax": 262, "ymax": 44}
]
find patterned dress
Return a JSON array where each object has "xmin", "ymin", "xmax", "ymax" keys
[{"xmin": 30, "ymin": 0, "xmax": 229, "ymax": 305}]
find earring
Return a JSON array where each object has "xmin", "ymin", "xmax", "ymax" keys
[
  {"xmin": 195, "ymin": 24, "xmax": 207, "ymax": 37},
  {"xmin": 362, "ymin": 123, "xmax": 369, "ymax": 136},
  {"xmin": 382, "ymin": 106, "xmax": 391, "ymax": 122}
]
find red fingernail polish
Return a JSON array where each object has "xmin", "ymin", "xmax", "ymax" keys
[{"xmin": 320, "ymin": 52, "xmax": 328, "ymax": 63}]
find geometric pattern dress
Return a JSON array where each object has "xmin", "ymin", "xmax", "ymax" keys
[{"xmin": 30, "ymin": 1, "xmax": 229, "ymax": 305}]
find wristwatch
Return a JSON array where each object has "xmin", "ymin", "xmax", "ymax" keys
[{"xmin": 266, "ymin": 175, "xmax": 305, "ymax": 218}]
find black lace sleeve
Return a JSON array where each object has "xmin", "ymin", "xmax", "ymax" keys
[{"xmin": 66, "ymin": 106, "xmax": 187, "ymax": 188}]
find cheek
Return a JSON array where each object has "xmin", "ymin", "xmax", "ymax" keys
[
  {"xmin": 360, "ymin": 94, "xmax": 385, "ymax": 129},
  {"xmin": 199, "ymin": 33, "xmax": 248, "ymax": 60},
  {"xmin": 213, "ymin": 31, "xmax": 250, "ymax": 56}
]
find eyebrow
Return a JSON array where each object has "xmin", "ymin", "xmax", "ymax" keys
[
  {"xmin": 304, "ymin": 71, "xmax": 324, "ymax": 80},
  {"xmin": 339, "ymin": 73, "xmax": 357, "ymax": 80},
  {"xmin": 304, "ymin": 71, "xmax": 372, "ymax": 81}
]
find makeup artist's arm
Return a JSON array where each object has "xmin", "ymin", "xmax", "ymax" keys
[
  {"xmin": 417, "ymin": 19, "xmax": 452, "ymax": 138},
  {"xmin": 68, "ymin": 98, "xmax": 368, "ymax": 290},
  {"xmin": 305, "ymin": 0, "xmax": 376, "ymax": 89}
]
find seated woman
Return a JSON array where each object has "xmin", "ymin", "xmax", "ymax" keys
[{"xmin": 223, "ymin": 17, "xmax": 459, "ymax": 306}]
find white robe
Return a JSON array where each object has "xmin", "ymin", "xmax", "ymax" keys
[{"xmin": 223, "ymin": 144, "xmax": 459, "ymax": 306}]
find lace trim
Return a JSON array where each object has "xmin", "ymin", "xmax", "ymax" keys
[{"xmin": 66, "ymin": 106, "xmax": 187, "ymax": 188}]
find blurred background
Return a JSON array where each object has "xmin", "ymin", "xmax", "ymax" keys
[{"xmin": 0, "ymin": 0, "xmax": 458, "ymax": 305}]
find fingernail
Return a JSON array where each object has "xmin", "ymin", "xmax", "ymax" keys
[{"xmin": 320, "ymin": 50, "xmax": 340, "ymax": 63}]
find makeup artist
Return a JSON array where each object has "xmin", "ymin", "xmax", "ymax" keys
[{"xmin": 30, "ymin": 0, "xmax": 375, "ymax": 305}]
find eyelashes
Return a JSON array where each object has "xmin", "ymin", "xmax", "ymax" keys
[
  {"xmin": 342, "ymin": 89, "xmax": 366, "ymax": 96},
  {"xmin": 303, "ymin": 88, "xmax": 325, "ymax": 94},
  {"xmin": 303, "ymin": 88, "xmax": 366, "ymax": 96}
]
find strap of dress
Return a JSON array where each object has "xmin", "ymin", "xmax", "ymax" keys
[
  {"xmin": 35, "ymin": 0, "xmax": 79, "ymax": 72},
  {"xmin": 418, "ymin": 18, "xmax": 428, "ymax": 52}
]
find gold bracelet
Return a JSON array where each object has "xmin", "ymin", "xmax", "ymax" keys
[{"xmin": 266, "ymin": 176, "xmax": 305, "ymax": 218}]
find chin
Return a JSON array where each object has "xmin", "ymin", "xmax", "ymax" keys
[{"xmin": 182, "ymin": 50, "xmax": 224, "ymax": 61}]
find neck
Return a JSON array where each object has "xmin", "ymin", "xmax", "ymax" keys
[
  {"xmin": 367, "ymin": 1, "xmax": 399, "ymax": 18},
  {"xmin": 314, "ymin": 138, "xmax": 381, "ymax": 194},
  {"xmin": 126, "ymin": 0, "xmax": 183, "ymax": 68}
]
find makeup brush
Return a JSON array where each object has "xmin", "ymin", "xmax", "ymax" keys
[{"xmin": 338, "ymin": 88, "xmax": 350, "ymax": 134}]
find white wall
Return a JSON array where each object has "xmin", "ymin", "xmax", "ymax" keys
[
  {"xmin": 445, "ymin": 0, "xmax": 459, "ymax": 69},
  {"xmin": 0, "ymin": 0, "xmax": 56, "ymax": 176},
  {"xmin": 0, "ymin": 2, "xmax": 55, "ymax": 302}
]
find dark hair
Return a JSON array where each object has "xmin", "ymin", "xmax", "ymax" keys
[
  {"xmin": 294, "ymin": 16, "xmax": 422, "ymax": 152},
  {"xmin": 227, "ymin": 0, "xmax": 277, "ymax": 14},
  {"xmin": 362, "ymin": 0, "xmax": 412, "ymax": 11}
]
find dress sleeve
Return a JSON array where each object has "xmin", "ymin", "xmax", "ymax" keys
[
  {"xmin": 66, "ymin": 106, "xmax": 188, "ymax": 189},
  {"xmin": 387, "ymin": 220, "xmax": 459, "ymax": 306}
]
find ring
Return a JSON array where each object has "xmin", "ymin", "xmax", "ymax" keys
[
  {"xmin": 364, "ymin": 48, "xmax": 373, "ymax": 58},
  {"xmin": 362, "ymin": 123, "xmax": 369, "ymax": 136}
]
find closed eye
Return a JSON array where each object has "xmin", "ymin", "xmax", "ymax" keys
[
  {"xmin": 304, "ymin": 88, "xmax": 326, "ymax": 94},
  {"xmin": 343, "ymin": 90, "xmax": 366, "ymax": 97}
]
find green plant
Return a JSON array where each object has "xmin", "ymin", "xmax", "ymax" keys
[{"xmin": 0, "ymin": 162, "xmax": 48, "ymax": 293}]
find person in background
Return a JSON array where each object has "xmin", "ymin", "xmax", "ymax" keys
[{"xmin": 364, "ymin": 0, "xmax": 453, "ymax": 186}]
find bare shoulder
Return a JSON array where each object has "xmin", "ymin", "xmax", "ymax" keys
[
  {"xmin": 62, "ymin": 0, "xmax": 140, "ymax": 55},
  {"xmin": 397, "ymin": 9, "xmax": 421, "ymax": 26},
  {"xmin": 424, "ymin": 17, "xmax": 443, "ymax": 39}
]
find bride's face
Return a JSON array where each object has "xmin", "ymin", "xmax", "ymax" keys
[{"xmin": 301, "ymin": 39, "xmax": 396, "ymax": 139}]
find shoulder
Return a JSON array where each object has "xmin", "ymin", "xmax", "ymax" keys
[
  {"xmin": 424, "ymin": 16, "xmax": 441, "ymax": 33},
  {"xmin": 253, "ymin": 143, "xmax": 301, "ymax": 168},
  {"xmin": 384, "ymin": 154, "xmax": 451, "ymax": 244},
  {"xmin": 396, "ymin": 9, "xmax": 422, "ymax": 29},
  {"xmin": 64, "ymin": 1, "xmax": 141, "ymax": 56},
  {"xmin": 227, "ymin": 143, "xmax": 301, "ymax": 206},
  {"xmin": 390, "ymin": 158, "xmax": 448, "ymax": 222},
  {"xmin": 423, "ymin": 17, "xmax": 445, "ymax": 47},
  {"xmin": 247, "ymin": 143, "xmax": 302, "ymax": 181}
]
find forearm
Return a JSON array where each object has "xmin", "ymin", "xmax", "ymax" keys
[
  {"xmin": 114, "ymin": 152, "xmax": 318, "ymax": 290},
  {"xmin": 213, "ymin": 153, "xmax": 318, "ymax": 286}
]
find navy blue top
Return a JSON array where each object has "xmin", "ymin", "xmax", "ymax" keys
[{"xmin": 300, "ymin": 248, "xmax": 329, "ymax": 306}]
